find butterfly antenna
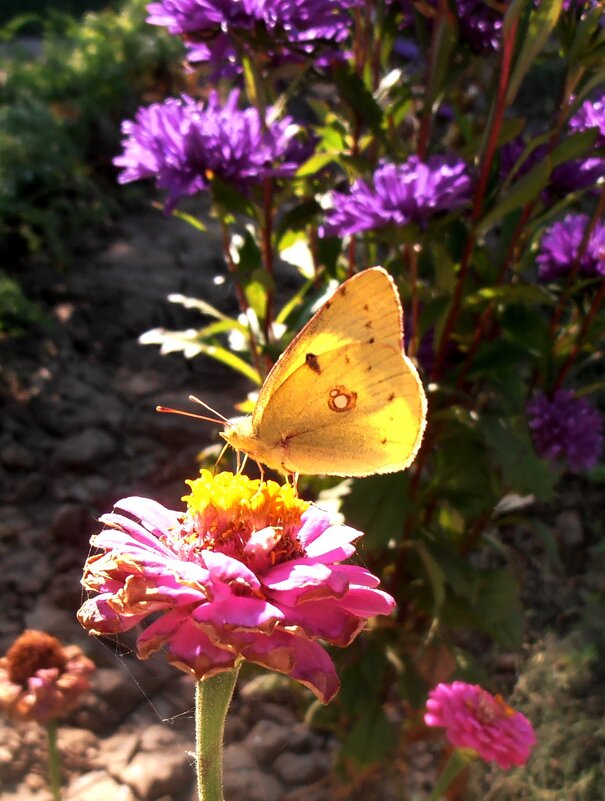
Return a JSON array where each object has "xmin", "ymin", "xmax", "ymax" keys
[
  {"xmin": 188, "ymin": 395, "xmax": 230, "ymax": 423},
  {"xmin": 155, "ymin": 405, "xmax": 224, "ymax": 426}
]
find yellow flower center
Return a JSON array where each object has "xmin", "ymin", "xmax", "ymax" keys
[
  {"xmin": 176, "ymin": 470, "xmax": 310, "ymax": 568},
  {"xmin": 470, "ymin": 690, "xmax": 516, "ymax": 723}
]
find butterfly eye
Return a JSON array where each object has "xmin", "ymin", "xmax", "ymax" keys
[{"xmin": 328, "ymin": 387, "xmax": 357, "ymax": 413}]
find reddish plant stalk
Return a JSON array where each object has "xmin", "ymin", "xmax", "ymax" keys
[
  {"xmin": 417, "ymin": 0, "xmax": 452, "ymax": 160},
  {"xmin": 456, "ymin": 204, "xmax": 532, "ymax": 389},
  {"xmin": 430, "ymin": 19, "xmax": 519, "ymax": 383},
  {"xmin": 554, "ymin": 280, "xmax": 605, "ymax": 390},
  {"xmin": 457, "ymin": 62, "xmax": 586, "ymax": 391}
]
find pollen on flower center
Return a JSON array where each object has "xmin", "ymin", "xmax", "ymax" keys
[
  {"xmin": 470, "ymin": 690, "xmax": 515, "ymax": 723},
  {"xmin": 172, "ymin": 470, "xmax": 309, "ymax": 569},
  {"xmin": 6, "ymin": 630, "xmax": 67, "ymax": 686}
]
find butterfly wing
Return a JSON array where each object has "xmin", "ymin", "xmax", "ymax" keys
[
  {"xmin": 255, "ymin": 341, "xmax": 426, "ymax": 476},
  {"xmin": 252, "ymin": 267, "xmax": 405, "ymax": 427}
]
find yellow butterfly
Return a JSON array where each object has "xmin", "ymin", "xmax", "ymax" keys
[{"xmin": 221, "ymin": 267, "xmax": 427, "ymax": 477}]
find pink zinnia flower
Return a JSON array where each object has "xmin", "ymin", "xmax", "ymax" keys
[
  {"xmin": 424, "ymin": 681, "xmax": 536, "ymax": 770},
  {"xmin": 78, "ymin": 470, "xmax": 395, "ymax": 703},
  {"xmin": 0, "ymin": 630, "xmax": 95, "ymax": 725}
]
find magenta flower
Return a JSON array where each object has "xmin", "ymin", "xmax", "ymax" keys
[
  {"xmin": 527, "ymin": 389, "xmax": 603, "ymax": 472},
  {"xmin": 113, "ymin": 90, "xmax": 301, "ymax": 212},
  {"xmin": 536, "ymin": 213, "xmax": 605, "ymax": 281},
  {"xmin": 78, "ymin": 471, "xmax": 395, "ymax": 703},
  {"xmin": 319, "ymin": 156, "xmax": 472, "ymax": 238},
  {"xmin": 425, "ymin": 682, "xmax": 536, "ymax": 770},
  {"xmin": 146, "ymin": 0, "xmax": 359, "ymax": 70}
]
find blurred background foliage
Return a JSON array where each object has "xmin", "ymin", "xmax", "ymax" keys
[{"xmin": 0, "ymin": 0, "xmax": 184, "ymax": 269}]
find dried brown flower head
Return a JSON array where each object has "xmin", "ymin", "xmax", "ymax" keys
[{"xmin": 0, "ymin": 630, "xmax": 94, "ymax": 725}]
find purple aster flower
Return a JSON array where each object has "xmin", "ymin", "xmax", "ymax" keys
[
  {"xmin": 146, "ymin": 0, "xmax": 360, "ymax": 70},
  {"xmin": 319, "ymin": 156, "xmax": 472, "ymax": 238},
  {"xmin": 392, "ymin": 0, "xmax": 505, "ymax": 53},
  {"xmin": 113, "ymin": 90, "xmax": 300, "ymax": 212},
  {"xmin": 569, "ymin": 95, "xmax": 605, "ymax": 148},
  {"xmin": 454, "ymin": 0, "xmax": 504, "ymax": 52},
  {"xmin": 536, "ymin": 214, "xmax": 605, "ymax": 281},
  {"xmin": 527, "ymin": 389, "xmax": 603, "ymax": 471},
  {"xmin": 499, "ymin": 137, "xmax": 605, "ymax": 198},
  {"xmin": 499, "ymin": 138, "xmax": 546, "ymax": 183},
  {"xmin": 550, "ymin": 157, "xmax": 605, "ymax": 195}
]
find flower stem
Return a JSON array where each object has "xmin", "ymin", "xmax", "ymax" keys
[
  {"xmin": 46, "ymin": 721, "xmax": 62, "ymax": 801},
  {"xmin": 430, "ymin": 18, "xmax": 518, "ymax": 382},
  {"xmin": 426, "ymin": 749, "xmax": 473, "ymax": 801},
  {"xmin": 195, "ymin": 667, "xmax": 241, "ymax": 801}
]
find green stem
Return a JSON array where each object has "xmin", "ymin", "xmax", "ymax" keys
[
  {"xmin": 46, "ymin": 720, "xmax": 62, "ymax": 801},
  {"xmin": 426, "ymin": 749, "xmax": 474, "ymax": 801},
  {"xmin": 195, "ymin": 666, "xmax": 241, "ymax": 801}
]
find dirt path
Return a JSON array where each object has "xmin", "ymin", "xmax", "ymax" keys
[{"xmin": 0, "ymin": 211, "xmax": 345, "ymax": 801}]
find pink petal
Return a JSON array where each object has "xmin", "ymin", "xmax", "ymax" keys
[
  {"xmin": 239, "ymin": 629, "xmax": 340, "ymax": 704},
  {"xmin": 263, "ymin": 560, "xmax": 348, "ymax": 598},
  {"xmin": 202, "ymin": 550, "xmax": 261, "ymax": 591},
  {"xmin": 192, "ymin": 594, "xmax": 283, "ymax": 631},
  {"xmin": 339, "ymin": 587, "xmax": 396, "ymax": 616}
]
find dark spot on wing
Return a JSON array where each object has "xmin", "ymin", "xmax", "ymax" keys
[
  {"xmin": 388, "ymin": 392, "xmax": 396, "ymax": 401},
  {"xmin": 381, "ymin": 437, "xmax": 387, "ymax": 445},
  {"xmin": 305, "ymin": 353, "xmax": 321, "ymax": 374},
  {"xmin": 363, "ymin": 303, "xmax": 369, "ymax": 311},
  {"xmin": 328, "ymin": 386, "xmax": 357, "ymax": 412},
  {"xmin": 368, "ymin": 337, "xmax": 375, "ymax": 344}
]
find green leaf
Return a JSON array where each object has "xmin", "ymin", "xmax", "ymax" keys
[
  {"xmin": 465, "ymin": 284, "xmax": 554, "ymax": 308},
  {"xmin": 139, "ymin": 328, "xmax": 262, "ymax": 384},
  {"xmin": 550, "ymin": 128, "xmax": 599, "ymax": 167},
  {"xmin": 210, "ymin": 176, "xmax": 257, "ymax": 220},
  {"xmin": 275, "ymin": 199, "xmax": 321, "ymax": 246},
  {"xmin": 423, "ymin": 11, "xmax": 458, "ymax": 117},
  {"xmin": 477, "ymin": 159, "xmax": 552, "ymax": 235},
  {"xmin": 480, "ymin": 415, "xmax": 555, "ymax": 500},
  {"xmin": 465, "ymin": 339, "xmax": 536, "ymax": 377},
  {"xmin": 416, "ymin": 541, "xmax": 446, "ymax": 614},
  {"xmin": 295, "ymin": 152, "xmax": 338, "ymax": 177},
  {"xmin": 431, "ymin": 426, "xmax": 498, "ymax": 518},
  {"xmin": 342, "ymin": 706, "xmax": 394, "ymax": 766},
  {"xmin": 338, "ymin": 474, "xmax": 412, "ymax": 553},
  {"xmin": 167, "ymin": 294, "xmax": 237, "ymax": 324},
  {"xmin": 441, "ymin": 567, "xmax": 524, "ymax": 649},
  {"xmin": 475, "ymin": 568, "xmax": 524, "ymax": 649},
  {"xmin": 503, "ymin": 0, "xmax": 531, "ymax": 35},
  {"xmin": 333, "ymin": 64, "xmax": 384, "ymax": 135},
  {"xmin": 170, "ymin": 209, "xmax": 207, "ymax": 232},
  {"xmin": 506, "ymin": 0, "xmax": 563, "ymax": 106}
]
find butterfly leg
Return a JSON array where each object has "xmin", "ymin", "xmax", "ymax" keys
[{"xmin": 214, "ymin": 441, "xmax": 231, "ymax": 474}]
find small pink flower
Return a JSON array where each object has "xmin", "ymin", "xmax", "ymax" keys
[
  {"xmin": 424, "ymin": 681, "xmax": 536, "ymax": 770},
  {"xmin": 0, "ymin": 630, "xmax": 95, "ymax": 725},
  {"xmin": 78, "ymin": 470, "xmax": 395, "ymax": 703}
]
